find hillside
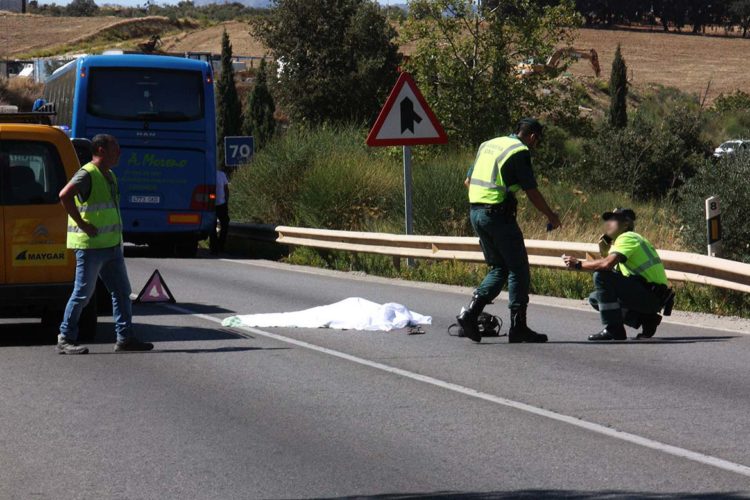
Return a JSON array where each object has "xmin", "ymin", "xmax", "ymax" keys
[
  {"xmin": 161, "ymin": 21, "xmax": 264, "ymax": 56},
  {"xmin": 0, "ymin": 13, "xmax": 194, "ymax": 58},
  {"xmin": 3, "ymin": 12, "xmax": 750, "ymax": 101}
]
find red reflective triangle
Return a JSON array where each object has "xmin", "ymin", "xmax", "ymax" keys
[
  {"xmin": 366, "ymin": 72, "xmax": 448, "ymax": 147},
  {"xmin": 134, "ymin": 269, "xmax": 175, "ymax": 304}
]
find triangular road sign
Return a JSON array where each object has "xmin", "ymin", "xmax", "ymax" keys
[
  {"xmin": 134, "ymin": 269, "xmax": 176, "ymax": 304},
  {"xmin": 366, "ymin": 72, "xmax": 448, "ymax": 147}
]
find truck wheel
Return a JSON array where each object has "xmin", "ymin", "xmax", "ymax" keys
[
  {"xmin": 96, "ymin": 279, "xmax": 113, "ymax": 316},
  {"xmin": 41, "ymin": 308, "xmax": 64, "ymax": 329},
  {"xmin": 175, "ymin": 240, "xmax": 198, "ymax": 258},
  {"xmin": 149, "ymin": 242, "xmax": 174, "ymax": 257},
  {"xmin": 78, "ymin": 294, "xmax": 99, "ymax": 343}
]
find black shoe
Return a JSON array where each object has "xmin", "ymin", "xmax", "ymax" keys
[
  {"xmin": 636, "ymin": 314, "xmax": 662, "ymax": 339},
  {"xmin": 456, "ymin": 295, "xmax": 488, "ymax": 343},
  {"xmin": 55, "ymin": 337, "xmax": 89, "ymax": 355},
  {"xmin": 114, "ymin": 337, "xmax": 154, "ymax": 352},
  {"xmin": 588, "ymin": 325, "xmax": 627, "ymax": 341},
  {"xmin": 508, "ymin": 307, "xmax": 548, "ymax": 343}
]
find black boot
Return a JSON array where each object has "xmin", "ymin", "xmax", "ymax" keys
[
  {"xmin": 588, "ymin": 324, "xmax": 627, "ymax": 341},
  {"xmin": 508, "ymin": 307, "xmax": 548, "ymax": 343},
  {"xmin": 456, "ymin": 295, "xmax": 488, "ymax": 343},
  {"xmin": 636, "ymin": 314, "xmax": 662, "ymax": 339}
]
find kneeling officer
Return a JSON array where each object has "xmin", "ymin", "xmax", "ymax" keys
[{"xmin": 563, "ymin": 208, "xmax": 671, "ymax": 341}]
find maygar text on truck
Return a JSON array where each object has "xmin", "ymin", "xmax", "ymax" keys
[{"xmin": 44, "ymin": 54, "xmax": 217, "ymax": 257}]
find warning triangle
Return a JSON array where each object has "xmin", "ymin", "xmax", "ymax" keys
[
  {"xmin": 134, "ymin": 269, "xmax": 176, "ymax": 304},
  {"xmin": 366, "ymin": 72, "xmax": 448, "ymax": 147}
]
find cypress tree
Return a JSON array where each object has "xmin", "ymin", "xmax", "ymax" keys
[
  {"xmin": 216, "ymin": 29, "xmax": 243, "ymax": 168},
  {"xmin": 243, "ymin": 58, "xmax": 276, "ymax": 150},
  {"xmin": 609, "ymin": 44, "xmax": 628, "ymax": 129}
]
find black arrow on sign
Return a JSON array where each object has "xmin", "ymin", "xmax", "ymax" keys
[{"xmin": 400, "ymin": 97, "xmax": 422, "ymax": 134}]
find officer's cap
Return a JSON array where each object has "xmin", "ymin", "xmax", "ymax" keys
[{"xmin": 602, "ymin": 208, "xmax": 636, "ymax": 222}]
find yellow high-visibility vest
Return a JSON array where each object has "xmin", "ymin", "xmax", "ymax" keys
[
  {"xmin": 67, "ymin": 163, "xmax": 122, "ymax": 249},
  {"xmin": 468, "ymin": 136, "xmax": 528, "ymax": 204}
]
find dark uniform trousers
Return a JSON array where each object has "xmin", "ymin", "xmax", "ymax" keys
[
  {"xmin": 470, "ymin": 203, "xmax": 529, "ymax": 310},
  {"xmin": 589, "ymin": 271, "xmax": 663, "ymax": 327}
]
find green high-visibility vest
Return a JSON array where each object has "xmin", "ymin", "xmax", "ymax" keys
[
  {"xmin": 67, "ymin": 163, "xmax": 123, "ymax": 249},
  {"xmin": 611, "ymin": 231, "xmax": 668, "ymax": 286},
  {"xmin": 468, "ymin": 136, "xmax": 528, "ymax": 204}
]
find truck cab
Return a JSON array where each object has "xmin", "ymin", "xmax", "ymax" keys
[{"xmin": 0, "ymin": 115, "xmax": 97, "ymax": 340}]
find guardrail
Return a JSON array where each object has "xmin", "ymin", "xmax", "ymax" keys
[{"xmin": 228, "ymin": 223, "xmax": 750, "ymax": 294}]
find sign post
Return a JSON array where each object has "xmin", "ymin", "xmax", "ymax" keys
[
  {"xmin": 705, "ymin": 196, "xmax": 722, "ymax": 257},
  {"xmin": 366, "ymin": 72, "xmax": 448, "ymax": 266},
  {"xmin": 403, "ymin": 145, "xmax": 414, "ymax": 238}
]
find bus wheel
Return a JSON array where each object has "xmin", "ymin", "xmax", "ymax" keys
[{"xmin": 175, "ymin": 240, "xmax": 198, "ymax": 258}]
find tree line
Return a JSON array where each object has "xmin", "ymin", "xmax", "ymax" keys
[{"xmin": 574, "ymin": 0, "xmax": 750, "ymax": 36}]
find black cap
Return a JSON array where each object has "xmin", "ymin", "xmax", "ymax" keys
[
  {"xmin": 517, "ymin": 117, "xmax": 544, "ymax": 137},
  {"xmin": 602, "ymin": 208, "xmax": 636, "ymax": 222}
]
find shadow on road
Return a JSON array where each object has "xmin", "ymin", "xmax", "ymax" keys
[
  {"xmin": 89, "ymin": 346, "xmax": 290, "ymax": 355},
  {"xmin": 0, "ymin": 318, "xmax": 242, "ymax": 346},
  {"xmin": 133, "ymin": 302, "xmax": 234, "ymax": 317},
  {"xmin": 548, "ymin": 335, "xmax": 735, "ymax": 345},
  {"xmin": 318, "ymin": 491, "xmax": 749, "ymax": 499}
]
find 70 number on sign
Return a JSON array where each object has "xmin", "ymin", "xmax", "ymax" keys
[
  {"xmin": 224, "ymin": 136, "xmax": 255, "ymax": 167},
  {"xmin": 229, "ymin": 143, "xmax": 252, "ymax": 159}
]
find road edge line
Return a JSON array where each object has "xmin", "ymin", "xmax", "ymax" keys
[{"xmin": 162, "ymin": 302, "xmax": 750, "ymax": 479}]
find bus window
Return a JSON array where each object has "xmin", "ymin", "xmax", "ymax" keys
[{"xmin": 87, "ymin": 68, "xmax": 204, "ymax": 122}]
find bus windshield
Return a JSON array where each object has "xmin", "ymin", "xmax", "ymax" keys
[{"xmin": 87, "ymin": 68, "xmax": 204, "ymax": 122}]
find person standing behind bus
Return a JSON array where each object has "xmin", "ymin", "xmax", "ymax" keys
[
  {"xmin": 210, "ymin": 168, "xmax": 230, "ymax": 255},
  {"xmin": 56, "ymin": 134, "xmax": 153, "ymax": 354}
]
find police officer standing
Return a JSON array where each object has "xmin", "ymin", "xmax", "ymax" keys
[
  {"xmin": 562, "ymin": 208, "xmax": 671, "ymax": 341},
  {"xmin": 457, "ymin": 118, "xmax": 561, "ymax": 343}
]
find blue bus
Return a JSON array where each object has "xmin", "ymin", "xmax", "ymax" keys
[{"xmin": 43, "ymin": 54, "xmax": 217, "ymax": 257}]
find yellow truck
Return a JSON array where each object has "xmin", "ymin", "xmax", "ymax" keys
[{"xmin": 0, "ymin": 116, "xmax": 98, "ymax": 340}]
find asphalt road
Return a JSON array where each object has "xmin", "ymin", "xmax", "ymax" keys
[{"xmin": 1, "ymin": 252, "xmax": 750, "ymax": 499}]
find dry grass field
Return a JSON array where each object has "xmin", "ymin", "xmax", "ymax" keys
[
  {"xmin": 2, "ymin": 13, "xmax": 749, "ymax": 100},
  {"xmin": 161, "ymin": 20, "xmax": 264, "ymax": 56},
  {"xmin": 0, "ymin": 13, "xmax": 125, "ymax": 57},
  {"xmin": 569, "ymin": 28, "xmax": 750, "ymax": 100}
]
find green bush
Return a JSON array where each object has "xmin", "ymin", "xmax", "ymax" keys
[
  {"xmin": 677, "ymin": 152, "xmax": 750, "ymax": 263},
  {"xmin": 232, "ymin": 125, "xmax": 403, "ymax": 230},
  {"xmin": 572, "ymin": 96, "xmax": 708, "ymax": 201},
  {"xmin": 713, "ymin": 90, "xmax": 750, "ymax": 113}
]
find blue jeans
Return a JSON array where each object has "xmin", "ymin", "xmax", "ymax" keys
[
  {"xmin": 60, "ymin": 245, "xmax": 133, "ymax": 343},
  {"xmin": 470, "ymin": 207, "xmax": 530, "ymax": 310}
]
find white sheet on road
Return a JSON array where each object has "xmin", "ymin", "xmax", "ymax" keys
[{"xmin": 221, "ymin": 297, "xmax": 432, "ymax": 332}]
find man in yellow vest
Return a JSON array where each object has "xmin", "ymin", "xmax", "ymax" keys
[
  {"xmin": 56, "ymin": 134, "xmax": 153, "ymax": 354},
  {"xmin": 457, "ymin": 118, "xmax": 561, "ymax": 343},
  {"xmin": 563, "ymin": 208, "xmax": 671, "ymax": 340}
]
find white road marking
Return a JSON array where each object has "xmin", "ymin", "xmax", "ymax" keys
[
  {"xmin": 163, "ymin": 301, "xmax": 750, "ymax": 479},
  {"xmin": 218, "ymin": 258, "xmax": 750, "ymax": 336}
]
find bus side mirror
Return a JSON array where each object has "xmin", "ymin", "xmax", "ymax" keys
[{"xmin": 71, "ymin": 138, "xmax": 93, "ymax": 166}]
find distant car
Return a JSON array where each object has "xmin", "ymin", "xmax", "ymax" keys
[{"xmin": 713, "ymin": 139, "xmax": 750, "ymax": 159}]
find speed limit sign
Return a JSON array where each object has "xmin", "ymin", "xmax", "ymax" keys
[{"xmin": 224, "ymin": 136, "xmax": 255, "ymax": 167}]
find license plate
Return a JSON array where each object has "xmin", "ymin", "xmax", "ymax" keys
[{"xmin": 130, "ymin": 195, "xmax": 160, "ymax": 204}]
